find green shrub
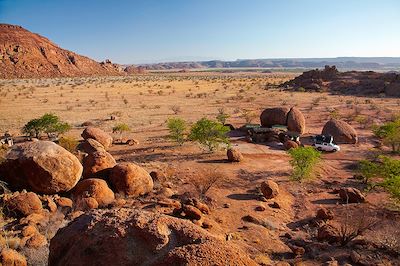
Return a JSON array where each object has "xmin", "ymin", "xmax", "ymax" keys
[
  {"xmin": 22, "ymin": 113, "xmax": 71, "ymax": 138},
  {"xmin": 356, "ymin": 156, "xmax": 400, "ymax": 201},
  {"xmin": 58, "ymin": 136, "xmax": 79, "ymax": 153},
  {"xmin": 112, "ymin": 123, "xmax": 131, "ymax": 143},
  {"xmin": 357, "ymin": 159, "xmax": 379, "ymax": 184},
  {"xmin": 167, "ymin": 117, "xmax": 187, "ymax": 145},
  {"xmin": 373, "ymin": 119, "xmax": 400, "ymax": 152},
  {"xmin": 189, "ymin": 118, "xmax": 230, "ymax": 152},
  {"xmin": 288, "ymin": 147, "xmax": 321, "ymax": 181}
]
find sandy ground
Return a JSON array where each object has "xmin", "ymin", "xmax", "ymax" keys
[{"xmin": 1, "ymin": 72, "xmax": 400, "ymax": 264}]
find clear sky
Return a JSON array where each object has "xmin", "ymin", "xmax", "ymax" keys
[{"xmin": 0, "ymin": 0, "xmax": 399, "ymax": 64}]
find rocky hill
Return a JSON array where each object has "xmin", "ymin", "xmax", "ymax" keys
[
  {"xmin": 281, "ymin": 65, "xmax": 400, "ymax": 97},
  {"xmin": 0, "ymin": 24, "xmax": 141, "ymax": 79}
]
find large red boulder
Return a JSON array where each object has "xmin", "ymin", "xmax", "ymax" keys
[
  {"xmin": 260, "ymin": 107, "xmax": 290, "ymax": 127},
  {"xmin": 322, "ymin": 119, "xmax": 358, "ymax": 144},
  {"xmin": 109, "ymin": 162, "xmax": 153, "ymax": 197},
  {"xmin": 72, "ymin": 178, "xmax": 115, "ymax": 208},
  {"xmin": 0, "ymin": 141, "xmax": 82, "ymax": 194},
  {"xmin": 287, "ymin": 107, "xmax": 305, "ymax": 134},
  {"xmin": 82, "ymin": 150, "xmax": 116, "ymax": 178},
  {"xmin": 81, "ymin": 127, "xmax": 113, "ymax": 149},
  {"xmin": 49, "ymin": 208, "xmax": 257, "ymax": 266}
]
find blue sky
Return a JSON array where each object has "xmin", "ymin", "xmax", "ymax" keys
[{"xmin": 1, "ymin": 0, "xmax": 399, "ymax": 64}]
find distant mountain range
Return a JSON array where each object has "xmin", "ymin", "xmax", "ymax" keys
[{"xmin": 139, "ymin": 57, "xmax": 400, "ymax": 71}]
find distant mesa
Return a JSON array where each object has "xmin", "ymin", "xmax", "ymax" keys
[{"xmin": 0, "ymin": 24, "xmax": 145, "ymax": 78}]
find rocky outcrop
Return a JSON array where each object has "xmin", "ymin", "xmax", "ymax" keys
[
  {"xmin": 0, "ymin": 141, "xmax": 82, "ymax": 194},
  {"xmin": 322, "ymin": 119, "xmax": 358, "ymax": 144},
  {"xmin": 49, "ymin": 208, "xmax": 257, "ymax": 266},
  {"xmin": 282, "ymin": 65, "xmax": 400, "ymax": 97},
  {"xmin": 0, "ymin": 24, "xmax": 125, "ymax": 79}
]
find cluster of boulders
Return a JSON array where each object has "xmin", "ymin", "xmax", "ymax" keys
[
  {"xmin": 0, "ymin": 126, "xmax": 154, "ymax": 207},
  {"xmin": 260, "ymin": 106, "xmax": 305, "ymax": 134},
  {"xmin": 0, "ymin": 126, "xmax": 156, "ymax": 264},
  {"xmin": 282, "ymin": 65, "xmax": 400, "ymax": 97}
]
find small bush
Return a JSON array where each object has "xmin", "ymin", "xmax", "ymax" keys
[
  {"xmin": 216, "ymin": 107, "xmax": 230, "ymax": 125},
  {"xmin": 189, "ymin": 118, "xmax": 230, "ymax": 152},
  {"xmin": 112, "ymin": 123, "xmax": 131, "ymax": 142},
  {"xmin": 191, "ymin": 167, "xmax": 223, "ymax": 198},
  {"xmin": 337, "ymin": 210, "xmax": 377, "ymax": 246},
  {"xmin": 167, "ymin": 117, "xmax": 187, "ymax": 145},
  {"xmin": 240, "ymin": 109, "xmax": 257, "ymax": 124},
  {"xmin": 288, "ymin": 147, "xmax": 321, "ymax": 181},
  {"xmin": 58, "ymin": 136, "xmax": 79, "ymax": 153}
]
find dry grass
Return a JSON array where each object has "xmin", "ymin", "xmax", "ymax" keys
[{"xmin": 190, "ymin": 167, "xmax": 225, "ymax": 198}]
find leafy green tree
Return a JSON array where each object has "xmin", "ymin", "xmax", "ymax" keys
[
  {"xmin": 189, "ymin": 118, "xmax": 230, "ymax": 152},
  {"xmin": 373, "ymin": 119, "xmax": 400, "ymax": 152},
  {"xmin": 166, "ymin": 118, "xmax": 187, "ymax": 145},
  {"xmin": 356, "ymin": 156, "xmax": 400, "ymax": 201},
  {"xmin": 288, "ymin": 147, "xmax": 321, "ymax": 181},
  {"xmin": 22, "ymin": 113, "xmax": 71, "ymax": 138},
  {"xmin": 112, "ymin": 123, "xmax": 131, "ymax": 142}
]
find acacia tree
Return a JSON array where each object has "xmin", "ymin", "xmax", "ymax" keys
[
  {"xmin": 22, "ymin": 113, "xmax": 71, "ymax": 139},
  {"xmin": 189, "ymin": 118, "xmax": 230, "ymax": 152},
  {"xmin": 373, "ymin": 119, "xmax": 400, "ymax": 152}
]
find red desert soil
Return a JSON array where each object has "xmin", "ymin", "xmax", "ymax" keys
[{"xmin": 0, "ymin": 72, "xmax": 400, "ymax": 265}]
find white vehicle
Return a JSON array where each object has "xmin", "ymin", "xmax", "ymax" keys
[
  {"xmin": 312, "ymin": 142, "xmax": 340, "ymax": 152},
  {"xmin": 312, "ymin": 135, "xmax": 340, "ymax": 152}
]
